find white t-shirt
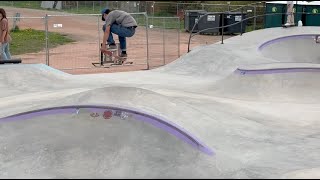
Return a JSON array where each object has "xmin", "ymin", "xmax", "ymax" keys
[{"xmin": 105, "ymin": 10, "xmax": 138, "ymax": 27}]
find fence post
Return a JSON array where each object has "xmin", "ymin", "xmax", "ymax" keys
[
  {"xmin": 152, "ymin": 2, "xmax": 155, "ymax": 17},
  {"xmin": 254, "ymin": 4, "xmax": 257, "ymax": 30},
  {"xmin": 145, "ymin": 2, "xmax": 147, "ymax": 14},
  {"xmin": 241, "ymin": 7, "xmax": 243, "ymax": 36},
  {"xmin": 98, "ymin": 15, "xmax": 101, "ymax": 64},
  {"xmin": 163, "ymin": 17, "xmax": 166, "ymax": 65},
  {"xmin": 145, "ymin": 13, "xmax": 150, "ymax": 70},
  {"xmin": 178, "ymin": 17, "xmax": 180, "ymax": 57},
  {"xmin": 176, "ymin": 3, "xmax": 179, "ymax": 17},
  {"xmin": 45, "ymin": 14, "xmax": 49, "ymax": 66},
  {"xmin": 221, "ymin": 13, "xmax": 224, "ymax": 44}
]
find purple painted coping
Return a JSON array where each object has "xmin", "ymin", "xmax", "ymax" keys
[
  {"xmin": 0, "ymin": 105, "xmax": 214, "ymax": 156},
  {"xmin": 258, "ymin": 34, "xmax": 320, "ymax": 51},
  {"xmin": 235, "ymin": 67, "xmax": 320, "ymax": 75}
]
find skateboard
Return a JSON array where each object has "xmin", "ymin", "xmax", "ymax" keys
[
  {"xmin": 282, "ymin": 24, "xmax": 295, "ymax": 28},
  {"xmin": 0, "ymin": 58, "xmax": 22, "ymax": 64},
  {"xmin": 92, "ymin": 48, "xmax": 133, "ymax": 68}
]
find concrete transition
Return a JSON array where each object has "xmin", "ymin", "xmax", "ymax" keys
[{"xmin": 0, "ymin": 26, "xmax": 320, "ymax": 178}]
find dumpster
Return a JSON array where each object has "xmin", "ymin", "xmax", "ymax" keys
[
  {"xmin": 265, "ymin": 1, "xmax": 320, "ymax": 27},
  {"xmin": 184, "ymin": 10, "xmax": 207, "ymax": 32},
  {"xmin": 305, "ymin": 5, "xmax": 320, "ymax": 26},
  {"xmin": 197, "ymin": 12, "xmax": 221, "ymax": 34},
  {"xmin": 223, "ymin": 12, "xmax": 248, "ymax": 34},
  {"xmin": 265, "ymin": 3, "xmax": 286, "ymax": 28}
]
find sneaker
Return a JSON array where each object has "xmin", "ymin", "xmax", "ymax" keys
[
  {"xmin": 119, "ymin": 53, "xmax": 127, "ymax": 58},
  {"xmin": 108, "ymin": 44, "xmax": 117, "ymax": 50},
  {"xmin": 284, "ymin": 23, "xmax": 294, "ymax": 26}
]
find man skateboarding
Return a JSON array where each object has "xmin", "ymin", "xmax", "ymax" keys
[{"xmin": 100, "ymin": 8, "xmax": 138, "ymax": 58}]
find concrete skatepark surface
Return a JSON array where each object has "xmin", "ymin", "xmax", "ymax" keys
[{"xmin": 1, "ymin": 26, "xmax": 320, "ymax": 178}]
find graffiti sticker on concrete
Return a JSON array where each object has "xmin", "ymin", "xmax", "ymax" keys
[{"xmin": 103, "ymin": 110, "xmax": 113, "ymax": 119}]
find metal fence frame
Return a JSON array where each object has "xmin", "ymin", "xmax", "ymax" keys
[
  {"xmin": 1, "ymin": 1, "xmax": 266, "ymax": 17},
  {"xmin": 2, "ymin": 1, "xmax": 273, "ymax": 71},
  {"xmin": 7, "ymin": 12, "xmax": 182, "ymax": 71},
  {"xmin": 45, "ymin": 13, "xmax": 102, "ymax": 69},
  {"xmin": 146, "ymin": 16, "xmax": 181, "ymax": 68}
]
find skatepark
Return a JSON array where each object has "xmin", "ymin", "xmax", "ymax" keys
[{"xmin": 1, "ymin": 22, "xmax": 320, "ymax": 178}]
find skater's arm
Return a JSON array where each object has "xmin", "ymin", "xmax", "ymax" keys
[
  {"xmin": 0, "ymin": 19, "xmax": 8, "ymax": 43},
  {"xmin": 101, "ymin": 25, "xmax": 111, "ymax": 50},
  {"xmin": 101, "ymin": 12, "xmax": 115, "ymax": 50}
]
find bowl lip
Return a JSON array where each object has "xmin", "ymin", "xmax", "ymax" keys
[
  {"xmin": 258, "ymin": 34, "xmax": 320, "ymax": 51},
  {"xmin": 0, "ymin": 104, "xmax": 215, "ymax": 156}
]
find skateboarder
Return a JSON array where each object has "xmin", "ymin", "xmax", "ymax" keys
[
  {"xmin": 284, "ymin": 1, "xmax": 295, "ymax": 27},
  {"xmin": 100, "ymin": 8, "xmax": 138, "ymax": 58}
]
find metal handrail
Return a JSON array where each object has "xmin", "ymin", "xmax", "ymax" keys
[
  {"xmin": 187, "ymin": 11, "xmax": 320, "ymax": 53},
  {"xmin": 187, "ymin": 1, "xmax": 266, "ymax": 52}
]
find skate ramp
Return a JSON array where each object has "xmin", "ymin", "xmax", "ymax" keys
[
  {"xmin": 0, "ymin": 112, "xmax": 212, "ymax": 179},
  {"xmin": 154, "ymin": 27, "xmax": 320, "ymax": 79},
  {"xmin": 0, "ymin": 87, "xmax": 215, "ymax": 154},
  {"xmin": 281, "ymin": 168, "xmax": 320, "ymax": 179},
  {"xmin": 2, "ymin": 86, "xmax": 320, "ymax": 178},
  {"xmin": 151, "ymin": 42, "xmax": 275, "ymax": 79},
  {"xmin": 0, "ymin": 64, "xmax": 72, "ymax": 97},
  {"xmin": 259, "ymin": 34, "xmax": 320, "ymax": 63},
  {"xmin": 209, "ymin": 63, "xmax": 320, "ymax": 103},
  {"xmin": 1, "ymin": 27, "xmax": 320, "ymax": 178}
]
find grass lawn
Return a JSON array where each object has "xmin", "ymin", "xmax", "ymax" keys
[{"xmin": 10, "ymin": 28, "xmax": 75, "ymax": 55}]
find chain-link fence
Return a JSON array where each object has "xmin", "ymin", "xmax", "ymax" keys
[
  {"xmin": 147, "ymin": 17, "xmax": 180, "ymax": 68},
  {"xmin": 7, "ymin": 16, "xmax": 47, "ymax": 64},
  {"xmin": 46, "ymin": 14, "xmax": 101, "ymax": 70},
  {"xmin": 0, "ymin": 1, "xmax": 269, "ymax": 73},
  {"xmin": 0, "ymin": 1, "xmax": 266, "ymax": 31},
  {"xmin": 5, "ymin": 12, "xmax": 181, "ymax": 72},
  {"xmin": 0, "ymin": 1, "xmax": 265, "ymax": 15}
]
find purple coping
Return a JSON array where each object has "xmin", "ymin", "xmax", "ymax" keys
[
  {"xmin": 258, "ymin": 34, "xmax": 320, "ymax": 51},
  {"xmin": 238, "ymin": 34, "xmax": 320, "ymax": 75},
  {"xmin": 0, "ymin": 105, "xmax": 214, "ymax": 156},
  {"xmin": 235, "ymin": 67, "xmax": 320, "ymax": 75}
]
